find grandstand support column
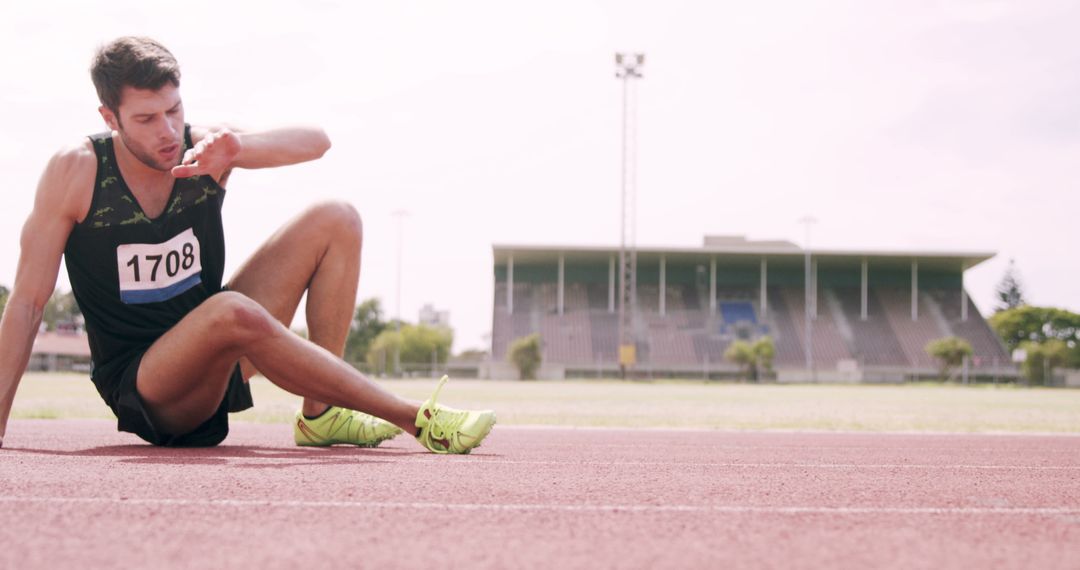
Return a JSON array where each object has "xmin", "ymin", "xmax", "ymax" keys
[
  {"xmin": 609, "ymin": 256, "xmax": 615, "ymax": 313},
  {"xmin": 558, "ymin": 253, "xmax": 565, "ymax": 316},
  {"xmin": 659, "ymin": 255, "xmax": 666, "ymax": 316},
  {"xmin": 911, "ymin": 259, "xmax": 919, "ymax": 321},
  {"xmin": 805, "ymin": 249, "xmax": 814, "ymax": 375},
  {"xmin": 960, "ymin": 264, "xmax": 969, "ymax": 322},
  {"xmin": 799, "ymin": 216, "xmax": 817, "ymax": 377},
  {"xmin": 811, "ymin": 258, "xmax": 818, "ymax": 319},
  {"xmin": 861, "ymin": 258, "xmax": 868, "ymax": 321},
  {"xmin": 507, "ymin": 255, "xmax": 514, "ymax": 314},
  {"xmin": 710, "ymin": 257, "xmax": 717, "ymax": 315},
  {"xmin": 760, "ymin": 258, "xmax": 768, "ymax": 318}
]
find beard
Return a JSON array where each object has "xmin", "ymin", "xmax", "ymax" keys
[{"xmin": 116, "ymin": 127, "xmax": 182, "ymax": 172}]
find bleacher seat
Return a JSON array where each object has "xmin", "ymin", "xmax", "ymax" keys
[
  {"xmin": 720, "ymin": 302, "xmax": 757, "ymax": 324},
  {"xmin": 491, "ymin": 279, "xmax": 1005, "ymax": 376}
]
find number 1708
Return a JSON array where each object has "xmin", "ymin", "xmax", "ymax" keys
[{"xmin": 125, "ymin": 242, "xmax": 196, "ymax": 282}]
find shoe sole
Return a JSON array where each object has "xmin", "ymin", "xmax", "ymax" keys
[{"xmin": 295, "ymin": 432, "xmax": 404, "ymax": 448}]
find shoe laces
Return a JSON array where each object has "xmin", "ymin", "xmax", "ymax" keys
[
  {"xmin": 423, "ymin": 376, "xmax": 467, "ymax": 445},
  {"xmin": 325, "ymin": 409, "xmax": 374, "ymax": 440}
]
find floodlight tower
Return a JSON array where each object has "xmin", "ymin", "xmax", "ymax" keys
[{"xmin": 615, "ymin": 52, "xmax": 644, "ymax": 378}]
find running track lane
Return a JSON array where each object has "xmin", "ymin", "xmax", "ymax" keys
[{"xmin": 1, "ymin": 420, "xmax": 1079, "ymax": 569}]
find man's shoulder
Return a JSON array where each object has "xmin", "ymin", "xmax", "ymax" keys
[
  {"xmin": 34, "ymin": 139, "xmax": 99, "ymax": 222},
  {"xmin": 42, "ymin": 139, "xmax": 99, "ymax": 187},
  {"xmin": 51, "ymin": 138, "xmax": 98, "ymax": 169}
]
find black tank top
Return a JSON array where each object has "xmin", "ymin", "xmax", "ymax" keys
[{"xmin": 64, "ymin": 125, "xmax": 227, "ymax": 383}]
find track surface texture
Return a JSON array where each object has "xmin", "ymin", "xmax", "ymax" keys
[{"xmin": 2, "ymin": 419, "xmax": 1079, "ymax": 569}]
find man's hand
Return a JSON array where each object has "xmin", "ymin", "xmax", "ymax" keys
[{"xmin": 171, "ymin": 128, "xmax": 241, "ymax": 179}]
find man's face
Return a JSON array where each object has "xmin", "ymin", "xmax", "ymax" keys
[{"xmin": 99, "ymin": 83, "xmax": 185, "ymax": 172}]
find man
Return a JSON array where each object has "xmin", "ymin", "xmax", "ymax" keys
[{"xmin": 0, "ymin": 37, "xmax": 494, "ymax": 452}]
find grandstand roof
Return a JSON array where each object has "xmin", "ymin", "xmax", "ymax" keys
[
  {"xmin": 31, "ymin": 331, "xmax": 91, "ymax": 357},
  {"xmin": 493, "ymin": 237, "xmax": 995, "ymax": 271}
]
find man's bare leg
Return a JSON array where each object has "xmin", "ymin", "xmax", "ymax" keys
[
  {"xmin": 136, "ymin": 291, "xmax": 420, "ymax": 436},
  {"xmin": 135, "ymin": 202, "xmax": 418, "ymax": 435},
  {"xmin": 226, "ymin": 201, "xmax": 363, "ymax": 417}
]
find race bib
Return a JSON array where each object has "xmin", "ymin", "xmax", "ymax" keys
[{"xmin": 116, "ymin": 228, "xmax": 203, "ymax": 304}]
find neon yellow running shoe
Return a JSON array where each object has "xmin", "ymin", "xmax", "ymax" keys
[
  {"xmin": 415, "ymin": 375, "xmax": 496, "ymax": 454},
  {"xmin": 294, "ymin": 406, "xmax": 403, "ymax": 447}
]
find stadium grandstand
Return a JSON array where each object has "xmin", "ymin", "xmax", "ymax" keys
[{"xmin": 490, "ymin": 235, "xmax": 1015, "ymax": 382}]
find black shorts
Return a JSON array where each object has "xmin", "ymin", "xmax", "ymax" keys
[{"xmin": 97, "ymin": 351, "xmax": 254, "ymax": 447}]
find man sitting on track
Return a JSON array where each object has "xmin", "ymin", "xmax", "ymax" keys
[{"xmin": 0, "ymin": 36, "xmax": 494, "ymax": 451}]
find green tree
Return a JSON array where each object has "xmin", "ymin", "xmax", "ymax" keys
[
  {"xmin": 925, "ymin": 337, "xmax": 974, "ymax": 381},
  {"xmin": 363, "ymin": 324, "xmax": 452, "ymax": 375},
  {"xmin": 366, "ymin": 329, "xmax": 403, "ymax": 374},
  {"xmin": 753, "ymin": 336, "xmax": 776, "ymax": 376},
  {"xmin": 989, "ymin": 306, "xmax": 1080, "ymax": 368},
  {"xmin": 724, "ymin": 340, "xmax": 755, "ymax": 379},
  {"xmin": 994, "ymin": 259, "xmax": 1026, "ymax": 312},
  {"xmin": 399, "ymin": 324, "xmax": 453, "ymax": 365},
  {"xmin": 1019, "ymin": 339, "xmax": 1070, "ymax": 386},
  {"xmin": 455, "ymin": 349, "xmax": 489, "ymax": 362},
  {"xmin": 0, "ymin": 285, "xmax": 9, "ymax": 318},
  {"xmin": 725, "ymin": 336, "xmax": 775, "ymax": 381},
  {"xmin": 43, "ymin": 289, "xmax": 81, "ymax": 331},
  {"xmin": 508, "ymin": 333, "xmax": 542, "ymax": 380},
  {"xmin": 344, "ymin": 298, "xmax": 387, "ymax": 364}
]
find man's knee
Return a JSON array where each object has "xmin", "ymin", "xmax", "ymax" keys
[
  {"xmin": 309, "ymin": 200, "xmax": 362, "ymax": 244},
  {"xmin": 206, "ymin": 291, "xmax": 279, "ymax": 345}
]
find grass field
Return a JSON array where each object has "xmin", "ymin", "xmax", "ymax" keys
[{"xmin": 10, "ymin": 372, "xmax": 1080, "ymax": 433}]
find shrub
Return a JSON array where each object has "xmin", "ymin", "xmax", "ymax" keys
[
  {"xmin": 508, "ymin": 334, "xmax": 542, "ymax": 380},
  {"xmin": 725, "ymin": 336, "xmax": 775, "ymax": 381},
  {"xmin": 925, "ymin": 337, "xmax": 974, "ymax": 381},
  {"xmin": 1019, "ymin": 339, "xmax": 1069, "ymax": 386}
]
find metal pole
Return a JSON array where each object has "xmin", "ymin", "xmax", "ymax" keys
[
  {"xmin": 911, "ymin": 259, "xmax": 919, "ymax": 321},
  {"xmin": 861, "ymin": 257, "xmax": 868, "ymax": 321},
  {"xmin": 760, "ymin": 258, "xmax": 768, "ymax": 318},
  {"xmin": 608, "ymin": 256, "xmax": 615, "ymax": 313},
  {"xmin": 805, "ymin": 245, "xmax": 813, "ymax": 376},
  {"xmin": 617, "ymin": 72, "xmax": 628, "ymax": 378},
  {"xmin": 507, "ymin": 255, "xmax": 514, "ymax": 314},
  {"xmin": 615, "ymin": 52, "xmax": 644, "ymax": 378},
  {"xmin": 392, "ymin": 210, "xmax": 409, "ymax": 323},
  {"xmin": 960, "ymin": 262, "xmax": 968, "ymax": 322},
  {"xmin": 392, "ymin": 209, "xmax": 409, "ymax": 377},
  {"xmin": 557, "ymin": 253, "xmax": 565, "ymax": 316},
  {"xmin": 659, "ymin": 255, "xmax": 666, "ymax": 316},
  {"xmin": 799, "ymin": 216, "xmax": 817, "ymax": 376}
]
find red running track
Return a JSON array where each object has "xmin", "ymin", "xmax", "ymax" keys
[{"xmin": 1, "ymin": 419, "xmax": 1079, "ymax": 569}]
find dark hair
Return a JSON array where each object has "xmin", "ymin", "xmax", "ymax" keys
[{"xmin": 90, "ymin": 37, "xmax": 181, "ymax": 113}]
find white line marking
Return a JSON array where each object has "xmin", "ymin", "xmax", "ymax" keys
[
  {"xmin": 14, "ymin": 453, "xmax": 1079, "ymax": 471},
  {"xmin": 1, "ymin": 496, "xmax": 1078, "ymax": 516},
  {"xmin": 401, "ymin": 459, "xmax": 1080, "ymax": 471}
]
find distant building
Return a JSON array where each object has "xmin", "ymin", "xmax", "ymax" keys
[
  {"xmin": 419, "ymin": 304, "xmax": 451, "ymax": 329},
  {"xmin": 30, "ymin": 331, "xmax": 92, "ymax": 373},
  {"xmin": 490, "ymin": 236, "xmax": 1015, "ymax": 382}
]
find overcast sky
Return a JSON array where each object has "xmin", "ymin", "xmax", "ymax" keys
[{"xmin": 1, "ymin": 0, "xmax": 1077, "ymax": 352}]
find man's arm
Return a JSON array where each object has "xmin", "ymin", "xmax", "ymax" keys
[
  {"xmin": 172, "ymin": 125, "xmax": 331, "ymax": 184},
  {"xmin": 0, "ymin": 146, "xmax": 88, "ymax": 447}
]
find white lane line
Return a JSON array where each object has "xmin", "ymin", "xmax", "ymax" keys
[
  {"xmin": 1, "ymin": 496, "xmax": 1079, "ymax": 516},
  {"xmin": 10, "ymin": 454, "xmax": 1080, "ymax": 471},
  {"xmin": 399, "ymin": 459, "xmax": 1080, "ymax": 471}
]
